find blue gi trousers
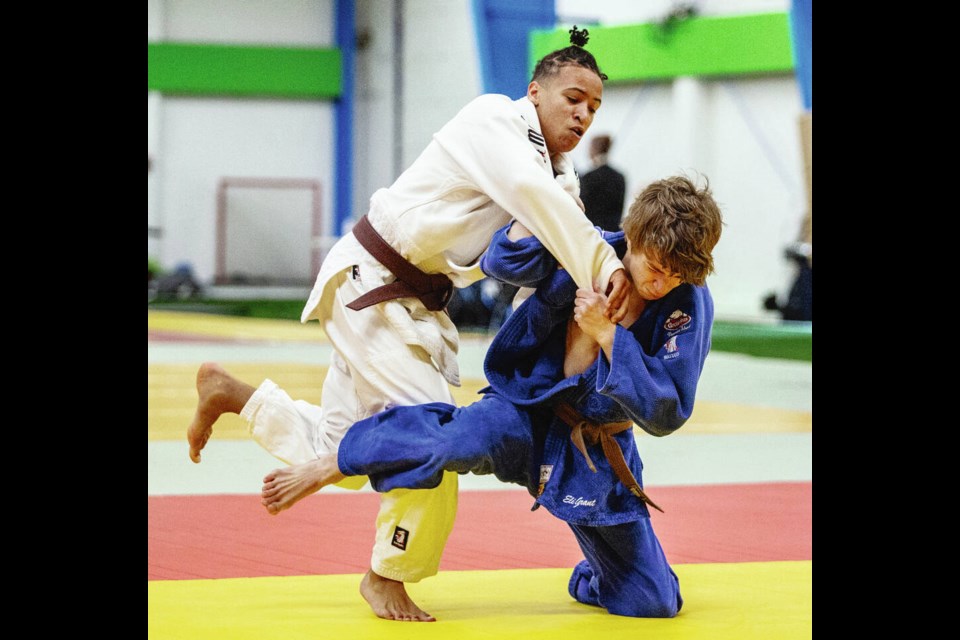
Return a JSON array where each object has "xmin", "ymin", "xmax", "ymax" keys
[{"xmin": 338, "ymin": 392, "xmax": 683, "ymax": 618}]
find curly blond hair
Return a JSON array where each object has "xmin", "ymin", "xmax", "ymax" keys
[{"xmin": 621, "ymin": 175, "xmax": 724, "ymax": 286}]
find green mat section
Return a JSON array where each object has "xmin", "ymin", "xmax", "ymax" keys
[
  {"xmin": 148, "ymin": 299, "xmax": 306, "ymax": 320},
  {"xmin": 710, "ymin": 320, "xmax": 811, "ymax": 362}
]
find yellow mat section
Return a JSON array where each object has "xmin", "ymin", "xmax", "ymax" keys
[
  {"xmin": 148, "ymin": 562, "xmax": 811, "ymax": 639},
  {"xmin": 149, "ymin": 310, "xmax": 326, "ymax": 342},
  {"xmin": 149, "ymin": 362, "xmax": 810, "ymax": 441}
]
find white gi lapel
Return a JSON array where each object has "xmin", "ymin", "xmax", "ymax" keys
[
  {"xmin": 551, "ymin": 153, "xmax": 580, "ymax": 197},
  {"xmin": 511, "ymin": 97, "xmax": 579, "ymax": 195},
  {"xmin": 513, "ymin": 97, "xmax": 552, "ymax": 175}
]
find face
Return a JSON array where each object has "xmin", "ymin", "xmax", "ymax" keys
[
  {"xmin": 528, "ymin": 65, "xmax": 603, "ymax": 155},
  {"xmin": 623, "ymin": 239, "xmax": 683, "ymax": 301}
]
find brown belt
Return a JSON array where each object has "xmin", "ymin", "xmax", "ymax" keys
[
  {"xmin": 345, "ymin": 215, "xmax": 454, "ymax": 312},
  {"xmin": 553, "ymin": 401, "xmax": 664, "ymax": 513}
]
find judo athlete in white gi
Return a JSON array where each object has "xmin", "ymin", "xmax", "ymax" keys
[
  {"xmin": 187, "ymin": 28, "xmax": 630, "ymax": 621},
  {"xmin": 260, "ymin": 175, "xmax": 725, "ymax": 618}
]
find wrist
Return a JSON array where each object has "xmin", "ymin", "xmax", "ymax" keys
[{"xmin": 597, "ymin": 323, "xmax": 617, "ymax": 351}]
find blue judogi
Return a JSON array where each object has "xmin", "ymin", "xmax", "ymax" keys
[{"xmin": 338, "ymin": 224, "xmax": 714, "ymax": 617}]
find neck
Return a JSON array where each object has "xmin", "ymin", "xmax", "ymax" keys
[{"xmin": 620, "ymin": 294, "xmax": 647, "ymax": 328}]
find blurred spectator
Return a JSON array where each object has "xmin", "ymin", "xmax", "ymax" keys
[
  {"xmin": 149, "ymin": 262, "xmax": 202, "ymax": 302},
  {"xmin": 763, "ymin": 216, "xmax": 812, "ymax": 321},
  {"xmin": 447, "ymin": 278, "xmax": 518, "ymax": 333},
  {"xmin": 579, "ymin": 134, "xmax": 626, "ymax": 231}
]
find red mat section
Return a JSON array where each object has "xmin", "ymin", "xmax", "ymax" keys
[{"xmin": 148, "ymin": 482, "xmax": 811, "ymax": 581}]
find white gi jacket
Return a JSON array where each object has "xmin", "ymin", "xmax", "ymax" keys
[{"xmin": 302, "ymin": 94, "xmax": 624, "ymax": 387}]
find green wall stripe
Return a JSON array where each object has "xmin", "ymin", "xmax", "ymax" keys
[
  {"xmin": 147, "ymin": 42, "xmax": 341, "ymax": 99},
  {"xmin": 530, "ymin": 13, "xmax": 794, "ymax": 83}
]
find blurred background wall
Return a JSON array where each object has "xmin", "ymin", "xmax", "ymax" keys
[{"xmin": 148, "ymin": 0, "xmax": 811, "ymax": 322}]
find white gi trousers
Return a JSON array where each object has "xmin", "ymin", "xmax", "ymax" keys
[{"xmin": 240, "ymin": 266, "xmax": 459, "ymax": 583}]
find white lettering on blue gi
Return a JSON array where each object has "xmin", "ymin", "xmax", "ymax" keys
[{"xmin": 563, "ymin": 495, "xmax": 597, "ymax": 508}]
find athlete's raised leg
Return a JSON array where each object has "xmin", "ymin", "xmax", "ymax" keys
[{"xmin": 187, "ymin": 362, "xmax": 254, "ymax": 463}]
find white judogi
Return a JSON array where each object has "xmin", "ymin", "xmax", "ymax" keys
[{"xmin": 241, "ymin": 94, "xmax": 624, "ymax": 582}]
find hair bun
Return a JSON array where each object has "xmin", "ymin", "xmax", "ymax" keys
[{"xmin": 569, "ymin": 25, "xmax": 590, "ymax": 47}]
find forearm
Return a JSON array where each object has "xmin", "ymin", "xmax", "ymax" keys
[{"xmin": 506, "ymin": 220, "xmax": 533, "ymax": 241}]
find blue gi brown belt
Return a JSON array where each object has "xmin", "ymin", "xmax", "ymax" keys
[
  {"xmin": 553, "ymin": 401, "xmax": 664, "ymax": 513},
  {"xmin": 346, "ymin": 215, "xmax": 454, "ymax": 312}
]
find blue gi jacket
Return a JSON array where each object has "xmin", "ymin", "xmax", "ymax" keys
[{"xmin": 479, "ymin": 223, "xmax": 714, "ymax": 525}]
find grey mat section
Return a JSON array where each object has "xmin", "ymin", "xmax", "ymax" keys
[
  {"xmin": 148, "ymin": 432, "xmax": 811, "ymax": 496},
  {"xmin": 149, "ymin": 335, "xmax": 811, "ymax": 497}
]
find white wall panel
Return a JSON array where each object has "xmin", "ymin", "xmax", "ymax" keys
[{"xmin": 148, "ymin": 0, "xmax": 811, "ymax": 320}]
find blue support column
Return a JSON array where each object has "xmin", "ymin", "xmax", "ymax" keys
[
  {"xmin": 789, "ymin": 0, "xmax": 812, "ymax": 109},
  {"xmin": 472, "ymin": 0, "xmax": 555, "ymax": 97},
  {"xmin": 335, "ymin": 0, "xmax": 356, "ymax": 235}
]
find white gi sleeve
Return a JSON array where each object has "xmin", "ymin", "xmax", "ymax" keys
[{"xmin": 433, "ymin": 96, "xmax": 623, "ymax": 293}]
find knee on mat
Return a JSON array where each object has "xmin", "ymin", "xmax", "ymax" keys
[
  {"xmin": 568, "ymin": 560, "xmax": 600, "ymax": 606},
  {"xmin": 606, "ymin": 592, "xmax": 680, "ymax": 619},
  {"xmin": 569, "ymin": 562, "xmax": 680, "ymax": 618}
]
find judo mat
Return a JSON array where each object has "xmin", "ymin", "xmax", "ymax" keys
[
  {"xmin": 148, "ymin": 310, "xmax": 812, "ymax": 638},
  {"xmin": 150, "ymin": 563, "xmax": 811, "ymax": 639}
]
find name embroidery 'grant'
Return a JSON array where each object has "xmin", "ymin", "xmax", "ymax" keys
[{"xmin": 563, "ymin": 495, "xmax": 597, "ymax": 508}]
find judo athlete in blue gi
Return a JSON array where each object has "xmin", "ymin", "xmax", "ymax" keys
[{"xmin": 261, "ymin": 175, "xmax": 724, "ymax": 618}]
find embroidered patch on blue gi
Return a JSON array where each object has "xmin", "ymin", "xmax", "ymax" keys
[
  {"xmin": 539, "ymin": 465, "xmax": 554, "ymax": 484},
  {"xmin": 663, "ymin": 335, "xmax": 680, "ymax": 360},
  {"xmin": 562, "ymin": 495, "xmax": 597, "ymax": 508},
  {"xmin": 664, "ymin": 309, "xmax": 692, "ymax": 332},
  {"xmin": 391, "ymin": 526, "xmax": 409, "ymax": 551}
]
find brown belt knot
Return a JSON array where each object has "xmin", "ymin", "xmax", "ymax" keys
[
  {"xmin": 553, "ymin": 401, "xmax": 664, "ymax": 513},
  {"xmin": 346, "ymin": 215, "xmax": 454, "ymax": 312}
]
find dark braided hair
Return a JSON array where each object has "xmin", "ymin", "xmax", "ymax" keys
[{"xmin": 531, "ymin": 25, "xmax": 608, "ymax": 83}]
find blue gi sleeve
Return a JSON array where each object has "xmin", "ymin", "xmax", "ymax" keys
[
  {"xmin": 480, "ymin": 222, "xmax": 558, "ymax": 287},
  {"xmin": 594, "ymin": 284, "xmax": 715, "ymax": 437},
  {"xmin": 482, "ymin": 224, "xmax": 622, "ymax": 289}
]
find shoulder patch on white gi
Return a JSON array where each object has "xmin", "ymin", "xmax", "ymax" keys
[
  {"xmin": 539, "ymin": 465, "xmax": 554, "ymax": 484},
  {"xmin": 391, "ymin": 526, "xmax": 409, "ymax": 551},
  {"xmin": 527, "ymin": 128, "xmax": 547, "ymax": 160},
  {"xmin": 664, "ymin": 309, "xmax": 692, "ymax": 332}
]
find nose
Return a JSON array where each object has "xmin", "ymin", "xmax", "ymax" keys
[{"xmin": 650, "ymin": 275, "xmax": 665, "ymax": 295}]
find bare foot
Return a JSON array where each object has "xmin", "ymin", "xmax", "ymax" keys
[
  {"xmin": 260, "ymin": 455, "xmax": 345, "ymax": 514},
  {"xmin": 360, "ymin": 569, "xmax": 436, "ymax": 622},
  {"xmin": 187, "ymin": 362, "xmax": 254, "ymax": 463}
]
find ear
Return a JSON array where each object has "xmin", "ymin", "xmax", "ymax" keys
[{"xmin": 527, "ymin": 81, "xmax": 541, "ymax": 106}]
